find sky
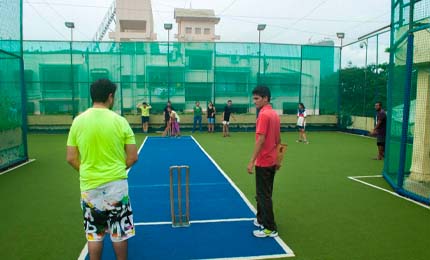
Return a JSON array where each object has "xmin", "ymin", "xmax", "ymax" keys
[{"xmin": 23, "ymin": 0, "xmax": 392, "ymax": 67}]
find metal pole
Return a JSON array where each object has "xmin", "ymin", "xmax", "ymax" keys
[
  {"xmin": 376, "ymin": 34, "xmax": 379, "ymax": 98},
  {"xmin": 258, "ymin": 31, "xmax": 261, "ymax": 85},
  {"xmin": 119, "ymin": 44, "xmax": 123, "ymax": 116},
  {"xmin": 167, "ymin": 31, "xmax": 170, "ymax": 101},
  {"xmin": 299, "ymin": 45, "xmax": 303, "ymax": 103},
  {"xmin": 337, "ymin": 38, "xmax": 343, "ymax": 129},
  {"xmin": 213, "ymin": 43, "xmax": 216, "ymax": 105},
  {"xmin": 20, "ymin": 0, "xmax": 29, "ymax": 160},
  {"xmin": 376, "ymin": 34, "xmax": 379, "ymax": 71},
  {"xmin": 70, "ymin": 28, "xmax": 75, "ymax": 118},
  {"xmin": 363, "ymin": 41, "xmax": 368, "ymax": 117}
]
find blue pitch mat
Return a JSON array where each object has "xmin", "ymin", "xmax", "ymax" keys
[
  {"xmin": 82, "ymin": 136, "xmax": 293, "ymax": 259},
  {"xmin": 94, "ymin": 221, "xmax": 289, "ymax": 260}
]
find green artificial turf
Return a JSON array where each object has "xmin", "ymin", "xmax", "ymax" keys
[{"xmin": 0, "ymin": 132, "xmax": 429, "ymax": 260}]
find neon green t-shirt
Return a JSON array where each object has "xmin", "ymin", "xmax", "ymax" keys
[
  {"xmin": 140, "ymin": 105, "xmax": 151, "ymax": 117},
  {"xmin": 67, "ymin": 108, "xmax": 136, "ymax": 191}
]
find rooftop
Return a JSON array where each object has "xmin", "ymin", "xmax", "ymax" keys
[{"xmin": 174, "ymin": 8, "xmax": 220, "ymax": 23}]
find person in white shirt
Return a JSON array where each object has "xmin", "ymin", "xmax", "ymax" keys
[{"xmin": 296, "ymin": 103, "xmax": 309, "ymax": 144}]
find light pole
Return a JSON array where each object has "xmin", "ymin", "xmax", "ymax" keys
[
  {"xmin": 336, "ymin": 32, "xmax": 345, "ymax": 128},
  {"xmin": 164, "ymin": 23, "xmax": 173, "ymax": 101},
  {"xmin": 360, "ymin": 39, "xmax": 368, "ymax": 117},
  {"xmin": 257, "ymin": 24, "xmax": 266, "ymax": 85},
  {"xmin": 65, "ymin": 22, "xmax": 75, "ymax": 118}
]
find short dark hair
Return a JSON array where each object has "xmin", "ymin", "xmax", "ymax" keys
[
  {"xmin": 376, "ymin": 101, "xmax": 382, "ymax": 107},
  {"xmin": 252, "ymin": 85, "xmax": 271, "ymax": 102},
  {"xmin": 90, "ymin": 79, "xmax": 117, "ymax": 103}
]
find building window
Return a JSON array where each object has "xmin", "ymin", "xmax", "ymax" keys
[
  {"xmin": 195, "ymin": 28, "xmax": 201, "ymax": 34},
  {"xmin": 185, "ymin": 27, "xmax": 192, "ymax": 34},
  {"xmin": 204, "ymin": 28, "xmax": 210, "ymax": 35}
]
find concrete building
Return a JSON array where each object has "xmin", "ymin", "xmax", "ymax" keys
[
  {"xmin": 109, "ymin": 0, "xmax": 157, "ymax": 41},
  {"xmin": 174, "ymin": 8, "xmax": 220, "ymax": 42}
]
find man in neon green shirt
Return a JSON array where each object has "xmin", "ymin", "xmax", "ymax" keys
[
  {"xmin": 137, "ymin": 102, "xmax": 152, "ymax": 133},
  {"xmin": 66, "ymin": 79, "xmax": 138, "ymax": 260}
]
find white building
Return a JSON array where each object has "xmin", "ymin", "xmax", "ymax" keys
[
  {"xmin": 174, "ymin": 8, "xmax": 220, "ymax": 42},
  {"xmin": 109, "ymin": 0, "xmax": 157, "ymax": 41}
]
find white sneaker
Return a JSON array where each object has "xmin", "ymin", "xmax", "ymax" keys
[
  {"xmin": 253, "ymin": 229, "xmax": 278, "ymax": 238},
  {"xmin": 253, "ymin": 219, "xmax": 264, "ymax": 229}
]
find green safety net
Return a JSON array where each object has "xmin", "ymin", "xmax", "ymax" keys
[
  {"xmin": 0, "ymin": 0, "xmax": 27, "ymax": 171},
  {"xmin": 339, "ymin": 31, "xmax": 390, "ymax": 133},
  {"xmin": 20, "ymin": 41, "xmax": 340, "ymax": 118},
  {"xmin": 385, "ymin": 0, "xmax": 430, "ymax": 203}
]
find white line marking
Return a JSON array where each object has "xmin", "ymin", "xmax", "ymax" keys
[
  {"xmin": 348, "ymin": 176, "xmax": 430, "ymax": 209},
  {"xmin": 349, "ymin": 175, "xmax": 383, "ymax": 178},
  {"xmin": 135, "ymin": 218, "xmax": 256, "ymax": 226},
  {"xmin": 338, "ymin": 131, "xmax": 373, "ymax": 139},
  {"xmin": 77, "ymin": 243, "xmax": 88, "ymax": 260},
  {"xmin": 190, "ymin": 136, "xmax": 295, "ymax": 257},
  {"xmin": 137, "ymin": 136, "xmax": 148, "ymax": 154},
  {"xmin": 192, "ymin": 253, "xmax": 293, "ymax": 260},
  {"xmin": 0, "ymin": 159, "xmax": 36, "ymax": 176}
]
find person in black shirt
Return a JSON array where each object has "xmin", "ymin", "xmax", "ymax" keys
[
  {"xmin": 371, "ymin": 102, "xmax": 387, "ymax": 160},
  {"xmin": 222, "ymin": 100, "xmax": 234, "ymax": 137},
  {"xmin": 207, "ymin": 101, "xmax": 216, "ymax": 133},
  {"xmin": 163, "ymin": 101, "xmax": 173, "ymax": 129}
]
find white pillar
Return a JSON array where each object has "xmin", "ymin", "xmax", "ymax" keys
[{"xmin": 409, "ymin": 68, "xmax": 430, "ymax": 182}]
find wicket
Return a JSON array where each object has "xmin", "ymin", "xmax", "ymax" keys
[{"xmin": 169, "ymin": 165, "xmax": 190, "ymax": 227}]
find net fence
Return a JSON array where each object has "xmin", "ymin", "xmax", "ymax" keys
[
  {"xmin": 0, "ymin": 0, "xmax": 27, "ymax": 171},
  {"xmin": 384, "ymin": 0, "xmax": 430, "ymax": 204},
  {"xmin": 20, "ymin": 41, "xmax": 339, "ymax": 125},
  {"xmin": 339, "ymin": 31, "xmax": 390, "ymax": 133}
]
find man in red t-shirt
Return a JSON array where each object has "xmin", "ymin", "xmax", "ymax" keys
[{"xmin": 247, "ymin": 85, "xmax": 281, "ymax": 238}]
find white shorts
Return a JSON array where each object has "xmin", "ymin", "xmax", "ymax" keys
[
  {"xmin": 81, "ymin": 179, "xmax": 135, "ymax": 242},
  {"xmin": 222, "ymin": 121, "xmax": 230, "ymax": 125}
]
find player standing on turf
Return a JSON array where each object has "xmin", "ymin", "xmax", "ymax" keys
[
  {"xmin": 247, "ymin": 86, "xmax": 281, "ymax": 238},
  {"xmin": 296, "ymin": 103, "xmax": 309, "ymax": 144},
  {"xmin": 66, "ymin": 79, "xmax": 138, "ymax": 260},
  {"xmin": 222, "ymin": 100, "xmax": 234, "ymax": 137}
]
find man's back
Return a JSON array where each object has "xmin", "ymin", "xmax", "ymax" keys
[{"xmin": 67, "ymin": 108, "xmax": 135, "ymax": 191}]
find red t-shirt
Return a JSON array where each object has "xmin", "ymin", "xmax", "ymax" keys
[{"xmin": 255, "ymin": 105, "xmax": 280, "ymax": 167}]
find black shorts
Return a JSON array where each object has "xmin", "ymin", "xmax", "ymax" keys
[
  {"xmin": 376, "ymin": 135, "xmax": 385, "ymax": 144},
  {"xmin": 141, "ymin": 116, "xmax": 149, "ymax": 123}
]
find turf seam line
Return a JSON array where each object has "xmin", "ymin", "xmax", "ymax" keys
[
  {"xmin": 0, "ymin": 159, "xmax": 36, "ymax": 176},
  {"xmin": 190, "ymin": 135, "xmax": 295, "ymax": 257},
  {"xmin": 348, "ymin": 176, "xmax": 430, "ymax": 209}
]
